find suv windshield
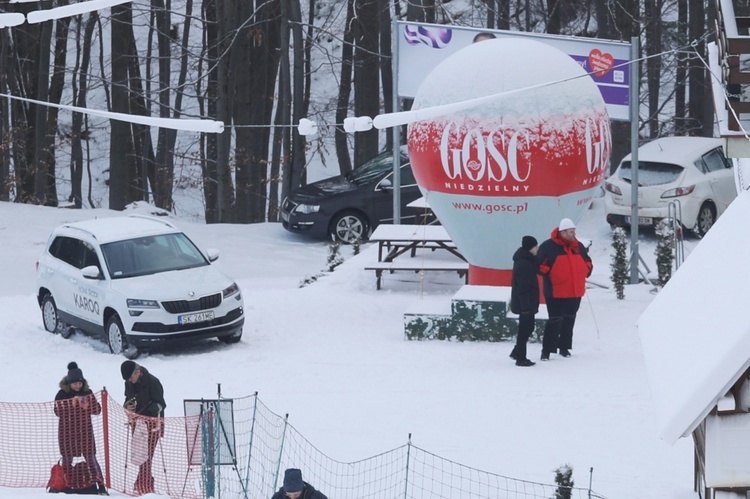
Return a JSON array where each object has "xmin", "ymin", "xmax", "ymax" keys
[
  {"xmin": 618, "ymin": 161, "xmax": 684, "ymax": 186},
  {"xmin": 348, "ymin": 153, "xmax": 409, "ymax": 186},
  {"xmin": 101, "ymin": 233, "xmax": 208, "ymax": 279}
]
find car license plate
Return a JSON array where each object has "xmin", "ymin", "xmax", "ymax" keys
[
  {"xmin": 624, "ymin": 216, "xmax": 653, "ymax": 225},
  {"xmin": 178, "ymin": 311, "xmax": 215, "ymax": 325}
]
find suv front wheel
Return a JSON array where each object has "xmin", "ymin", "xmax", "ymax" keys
[{"xmin": 106, "ymin": 313, "xmax": 139, "ymax": 359}]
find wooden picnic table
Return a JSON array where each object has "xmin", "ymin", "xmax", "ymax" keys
[
  {"xmin": 369, "ymin": 224, "xmax": 465, "ymax": 263},
  {"xmin": 365, "ymin": 224, "xmax": 468, "ymax": 289}
]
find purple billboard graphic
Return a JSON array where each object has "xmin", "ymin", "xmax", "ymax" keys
[{"xmin": 403, "ymin": 25, "xmax": 452, "ymax": 48}]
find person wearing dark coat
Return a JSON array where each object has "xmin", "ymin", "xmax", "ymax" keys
[
  {"xmin": 121, "ymin": 361, "xmax": 166, "ymax": 496},
  {"xmin": 509, "ymin": 236, "xmax": 540, "ymax": 367},
  {"xmin": 53, "ymin": 361, "xmax": 106, "ymax": 493},
  {"xmin": 271, "ymin": 468, "xmax": 328, "ymax": 499},
  {"xmin": 536, "ymin": 218, "xmax": 593, "ymax": 360}
]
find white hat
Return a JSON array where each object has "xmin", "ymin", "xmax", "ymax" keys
[{"xmin": 558, "ymin": 218, "xmax": 576, "ymax": 231}]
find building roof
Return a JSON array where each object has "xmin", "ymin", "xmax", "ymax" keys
[{"xmin": 638, "ymin": 190, "xmax": 750, "ymax": 445}]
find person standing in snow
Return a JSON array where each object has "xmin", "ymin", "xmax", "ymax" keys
[
  {"xmin": 121, "ymin": 361, "xmax": 166, "ymax": 496},
  {"xmin": 271, "ymin": 468, "xmax": 328, "ymax": 499},
  {"xmin": 536, "ymin": 218, "xmax": 592, "ymax": 361},
  {"xmin": 509, "ymin": 236, "xmax": 540, "ymax": 367},
  {"xmin": 54, "ymin": 361, "xmax": 106, "ymax": 494}
]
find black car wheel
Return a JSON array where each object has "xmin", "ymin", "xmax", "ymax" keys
[
  {"xmin": 218, "ymin": 329, "xmax": 243, "ymax": 344},
  {"xmin": 106, "ymin": 313, "xmax": 139, "ymax": 359},
  {"xmin": 41, "ymin": 294, "xmax": 66, "ymax": 335},
  {"xmin": 694, "ymin": 202, "xmax": 716, "ymax": 237},
  {"xmin": 330, "ymin": 211, "xmax": 369, "ymax": 244}
]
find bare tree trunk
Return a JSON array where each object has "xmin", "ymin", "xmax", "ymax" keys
[
  {"xmin": 592, "ymin": 0, "xmax": 614, "ymax": 38},
  {"xmin": 498, "ymin": 0, "xmax": 510, "ymax": 29},
  {"xmin": 379, "ymin": 0, "xmax": 393, "ymax": 151},
  {"xmin": 272, "ymin": 0, "xmax": 291, "ymax": 221},
  {"xmin": 0, "ymin": 28, "xmax": 10, "ymax": 201},
  {"xmin": 110, "ymin": 3, "xmax": 139, "ymax": 210},
  {"xmin": 674, "ymin": 0, "xmax": 687, "ymax": 132},
  {"xmin": 335, "ymin": 0, "xmax": 355, "ymax": 176},
  {"xmin": 353, "ymin": 0, "xmax": 380, "ymax": 167},
  {"xmin": 163, "ymin": 0, "xmax": 194, "ymax": 213},
  {"xmin": 44, "ymin": 14, "xmax": 71, "ymax": 206},
  {"xmin": 32, "ymin": 17, "xmax": 53, "ymax": 204},
  {"xmin": 644, "ymin": 0, "xmax": 661, "ymax": 138},
  {"xmin": 70, "ymin": 13, "xmax": 98, "ymax": 209},
  {"xmin": 152, "ymin": 0, "xmax": 175, "ymax": 211},
  {"xmin": 289, "ymin": 0, "xmax": 306, "ymax": 192},
  {"xmin": 687, "ymin": 0, "xmax": 706, "ymax": 136}
]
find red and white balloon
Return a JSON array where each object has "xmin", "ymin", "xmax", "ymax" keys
[{"xmin": 408, "ymin": 38, "xmax": 611, "ymax": 285}]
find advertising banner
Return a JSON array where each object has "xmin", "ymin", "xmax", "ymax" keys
[{"xmin": 397, "ymin": 22, "xmax": 631, "ymax": 121}]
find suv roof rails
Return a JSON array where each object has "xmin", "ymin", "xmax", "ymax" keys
[{"xmin": 126, "ymin": 214, "xmax": 177, "ymax": 229}]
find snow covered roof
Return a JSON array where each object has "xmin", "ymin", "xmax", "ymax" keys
[{"xmin": 638, "ymin": 190, "xmax": 750, "ymax": 445}]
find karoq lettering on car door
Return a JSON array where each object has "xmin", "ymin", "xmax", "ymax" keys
[{"xmin": 72, "ymin": 241, "xmax": 103, "ymax": 323}]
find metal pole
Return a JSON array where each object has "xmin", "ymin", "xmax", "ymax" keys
[
  {"xmin": 392, "ymin": 17, "xmax": 402, "ymax": 224},
  {"xmin": 629, "ymin": 36, "xmax": 640, "ymax": 284},
  {"xmin": 403, "ymin": 433, "xmax": 412, "ymax": 499}
]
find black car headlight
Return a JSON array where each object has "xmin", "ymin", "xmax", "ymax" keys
[{"xmin": 294, "ymin": 204, "xmax": 320, "ymax": 214}]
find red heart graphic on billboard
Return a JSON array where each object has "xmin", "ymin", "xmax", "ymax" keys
[{"xmin": 588, "ymin": 49, "xmax": 614, "ymax": 77}]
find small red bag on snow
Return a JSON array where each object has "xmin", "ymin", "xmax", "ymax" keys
[{"xmin": 46, "ymin": 462, "xmax": 68, "ymax": 493}]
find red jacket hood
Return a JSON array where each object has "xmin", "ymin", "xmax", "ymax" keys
[{"xmin": 550, "ymin": 227, "xmax": 579, "ymax": 251}]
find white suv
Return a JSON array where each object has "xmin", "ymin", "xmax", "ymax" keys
[{"xmin": 35, "ymin": 215, "xmax": 244, "ymax": 358}]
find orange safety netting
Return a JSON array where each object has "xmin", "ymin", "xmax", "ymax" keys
[{"xmin": 0, "ymin": 390, "xmax": 203, "ymax": 497}]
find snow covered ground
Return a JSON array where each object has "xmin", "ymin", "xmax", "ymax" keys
[{"xmin": 0, "ymin": 198, "xmax": 704, "ymax": 498}]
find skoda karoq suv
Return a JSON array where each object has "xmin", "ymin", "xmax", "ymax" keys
[{"xmin": 36, "ymin": 215, "xmax": 244, "ymax": 358}]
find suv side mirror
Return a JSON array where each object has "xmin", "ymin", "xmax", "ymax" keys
[
  {"xmin": 206, "ymin": 248, "xmax": 220, "ymax": 262},
  {"xmin": 81, "ymin": 265, "xmax": 102, "ymax": 280},
  {"xmin": 378, "ymin": 178, "xmax": 393, "ymax": 191}
]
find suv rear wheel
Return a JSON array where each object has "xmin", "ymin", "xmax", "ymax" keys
[{"xmin": 41, "ymin": 294, "xmax": 67, "ymax": 336}]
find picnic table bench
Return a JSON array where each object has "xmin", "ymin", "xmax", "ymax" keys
[{"xmin": 365, "ymin": 224, "xmax": 468, "ymax": 289}]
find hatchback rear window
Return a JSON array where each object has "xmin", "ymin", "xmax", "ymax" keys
[{"xmin": 618, "ymin": 161, "xmax": 683, "ymax": 186}]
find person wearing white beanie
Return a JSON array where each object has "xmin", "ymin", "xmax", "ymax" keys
[{"xmin": 535, "ymin": 218, "xmax": 592, "ymax": 360}]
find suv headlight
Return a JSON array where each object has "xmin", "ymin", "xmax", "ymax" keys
[
  {"xmin": 223, "ymin": 282, "xmax": 240, "ymax": 299},
  {"xmin": 294, "ymin": 204, "xmax": 320, "ymax": 214},
  {"xmin": 127, "ymin": 299, "xmax": 160, "ymax": 309}
]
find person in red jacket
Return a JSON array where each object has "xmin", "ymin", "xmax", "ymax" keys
[{"xmin": 536, "ymin": 218, "xmax": 593, "ymax": 361}]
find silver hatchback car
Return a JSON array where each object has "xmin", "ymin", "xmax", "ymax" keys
[{"xmin": 604, "ymin": 137, "xmax": 737, "ymax": 236}]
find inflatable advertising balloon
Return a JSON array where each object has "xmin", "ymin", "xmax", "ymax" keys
[{"xmin": 407, "ymin": 38, "xmax": 611, "ymax": 285}]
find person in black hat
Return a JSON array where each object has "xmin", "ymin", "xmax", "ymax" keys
[
  {"xmin": 54, "ymin": 362, "xmax": 107, "ymax": 494},
  {"xmin": 509, "ymin": 236, "xmax": 540, "ymax": 367},
  {"xmin": 270, "ymin": 468, "xmax": 328, "ymax": 499},
  {"xmin": 121, "ymin": 361, "xmax": 166, "ymax": 496}
]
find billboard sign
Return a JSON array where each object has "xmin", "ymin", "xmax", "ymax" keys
[{"xmin": 397, "ymin": 22, "xmax": 631, "ymax": 121}]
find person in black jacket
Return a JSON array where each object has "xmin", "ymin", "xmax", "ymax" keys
[
  {"xmin": 121, "ymin": 361, "xmax": 166, "ymax": 496},
  {"xmin": 271, "ymin": 468, "xmax": 328, "ymax": 499},
  {"xmin": 509, "ymin": 236, "xmax": 540, "ymax": 367}
]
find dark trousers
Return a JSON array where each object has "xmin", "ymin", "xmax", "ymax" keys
[
  {"xmin": 542, "ymin": 296, "xmax": 582, "ymax": 354},
  {"xmin": 511, "ymin": 313, "xmax": 535, "ymax": 361}
]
